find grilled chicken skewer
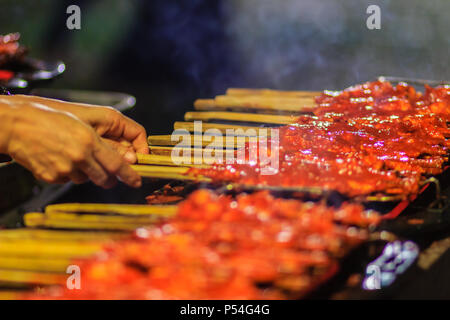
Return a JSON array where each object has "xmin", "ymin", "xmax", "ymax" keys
[
  {"xmin": 185, "ymin": 111, "xmax": 295, "ymax": 125},
  {"xmin": 194, "ymin": 96, "xmax": 315, "ymax": 113},
  {"xmin": 225, "ymin": 88, "xmax": 321, "ymax": 97}
]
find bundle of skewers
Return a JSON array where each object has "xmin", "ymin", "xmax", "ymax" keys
[{"xmin": 2, "ymin": 78, "xmax": 449, "ymax": 300}]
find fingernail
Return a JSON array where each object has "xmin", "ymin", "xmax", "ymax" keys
[{"xmin": 124, "ymin": 151, "xmax": 137, "ymax": 163}]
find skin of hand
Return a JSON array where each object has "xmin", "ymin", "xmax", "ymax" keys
[
  {"xmin": 5, "ymin": 94, "xmax": 149, "ymax": 163},
  {"xmin": 0, "ymin": 95, "xmax": 148, "ymax": 188}
]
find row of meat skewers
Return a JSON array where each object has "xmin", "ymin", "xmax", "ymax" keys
[
  {"xmin": 138, "ymin": 80, "xmax": 450, "ymax": 200},
  {"xmin": 15, "ymin": 190, "xmax": 379, "ymax": 299}
]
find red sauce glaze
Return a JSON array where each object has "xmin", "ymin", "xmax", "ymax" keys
[
  {"xmin": 27, "ymin": 190, "xmax": 379, "ymax": 300},
  {"xmin": 191, "ymin": 81, "xmax": 450, "ymax": 197}
]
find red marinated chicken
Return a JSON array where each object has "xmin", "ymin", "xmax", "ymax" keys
[
  {"xmin": 28, "ymin": 190, "xmax": 379, "ymax": 300},
  {"xmin": 191, "ymin": 81, "xmax": 450, "ymax": 198}
]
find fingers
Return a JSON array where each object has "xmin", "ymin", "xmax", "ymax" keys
[
  {"xmin": 93, "ymin": 139, "xmax": 142, "ymax": 188},
  {"xmin": 68, "ymin": 170, "xmax": 89, "ymax": 185},
  {"xmin": 79, "ymin": 155, "xmax": 117, "ymax": 189},
  {"xmin": 31, "ymin": 171, "xmax": 70, "ymax": 185},
  {"xmin": 5, "ymin": 98, "xmax": 143, "ymax": 189},
  {"xmin": 9, "ymin": 95, "xmax": 150, "ymax": 155},
  {"xmin": 105, "ymin": 109, "xmax": 148, "ymax": 155},
  {"xmin": 77, "ymin": 104, "xmax": 149, "ymax": 155},
  {"xmin": 102, "ymin": 138, "xmax": 137, "ymax": 164},
  {"xmin": 120, "ymin": 117, "xmax": 149, "ymax": 155},
  {"xmin": 53, "ymin": 135, "xmax": 140, "ymax": 188}
]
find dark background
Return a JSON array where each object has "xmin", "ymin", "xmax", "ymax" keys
[{"xmin": 0, "ymin": 0, "xmax": 448, "ymax": 133}]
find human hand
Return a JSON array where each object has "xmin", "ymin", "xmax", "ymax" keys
[
  {"xmin": 0, "ymin": 99, "xmax": 142, "ymax": 188},
  {"xmin": 5, "ymin": 95, "xmax": 149, "ymax": 163}
]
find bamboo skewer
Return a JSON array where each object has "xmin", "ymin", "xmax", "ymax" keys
[
  {"xmin": 148, "ymin": 134, "xmax": 264, "ymax": 148},
  {"xmin": 194, "ymin": 96, "xmax": 316, "ymax": 113},
  {"xmin": 24, "ymin": 203, "xmax": 179, "ymax": 231},
  {"xmin": 130, "ymin": 164, "xmax": 329, "ymax": 196},
  {"xmin": 0, "ymin": 229, "xmax": 127, "ymax": 241},
  {"xmin": 43, "ymin": 211, "xmax": 168, "ymax": 225},
  {"xmin": 131, "ymin": 165, "xmax": 211, "ymax": 182},
  {"xmin": 132, "ymin": 165, "xmax": 195, "ymax": 175},
  {"xmin": 149, "ymin": 145, "xmax": 187, "ymax": 156},
  {"xmin": 138, "ymin": 153, "xmax": 213, "ymax": 167},
  {"xmin": 0, "ymin": 270, "xmax": 66, "ymax": 286},
  {"xmin": 173, "ymin": 121, "xmax": 271, "ymax": 135},
  {"xmin": 0, "ymin": 291, "xmax": 22, "ymax": 300},
  {"xmin": 131, "ymin": 162, "xmax": 396, "ymax": 199},
  {"xmin": 149, "ymin": 145, "xmax": 236, "ymax": 157},
  {"xmin": 0, "ymin": 232, "xmax": 122, "ymax": 277},
  {"xmin": 225, "ymin": 88, "xmax": 322, "ymax": 97},
  {"xmin": 148, "ymin": 134, "xmax": 189, "ymax": 147},
  {"xmin": 148, "ymin": 134, "xmax": 234, "ymax": 147},
  {"xmin": 129, "ymin": 164, "xmax": 325, "ymax": 196},
  {"xmin": 22, "ymin": 202, "xmax": 180, "ymax": 232},
  {"xmin": 45, "ymin": 203, "xmax": 177, "ymax": 217},
  {"xmin": 24, "ymin": 212, "xmax": 153, "ymax": 231},
  {"xmin": 185, "ymin": 111, "xmax": 296, "ymax": 125},
  {"xmin": 132, "ymin": 162, "xmax": 409, "ymax": 202},
  {"xmin": 194, "ymin": 100, "xmax": 312, "ymax": 114},
  {"xmin": 0, "ymin": 237, "xmax": 102, "ymax": 258},
  {"xmin": 0, "ymin": 256, "xmax": 74, "ymax": 273}
]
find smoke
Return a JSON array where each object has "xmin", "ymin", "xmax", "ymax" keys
[
  {"xmin": 220, "ymin": 0, "xmax": 449, "ymax": 90},
  {"xmin": 105, "ymin": 0, "xmax": 449, "ymax": 133},
  {"xmin": 101, "ymin": 0, "xmax": 448, "ymax": 103}
]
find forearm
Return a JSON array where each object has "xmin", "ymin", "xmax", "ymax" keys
[
  {"xmin": 6, "ymin": 95, "xmax": 114, "ymax": 126},
  {"xmin": 7, "ymin": 94, "xmax": 94, "ymax": 116}
]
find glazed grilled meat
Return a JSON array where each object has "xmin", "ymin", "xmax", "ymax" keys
[{"xmin": 191, "ymin": 81, "xmax": 450, "ymax": 198}]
